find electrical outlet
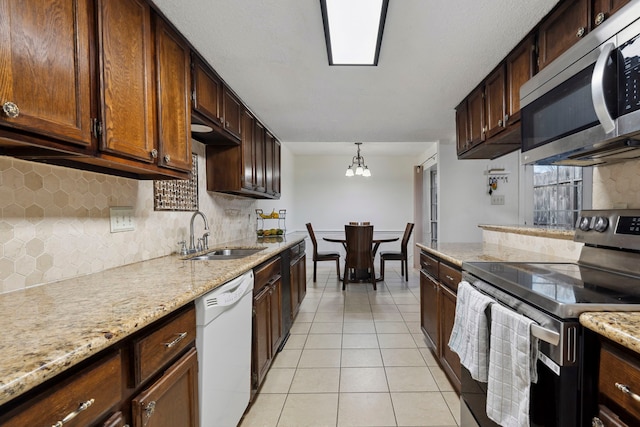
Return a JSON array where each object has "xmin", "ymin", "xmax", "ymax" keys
[
  {"xmin": 110, "ymin": 207, "xmax": 135, "ymax": 232},
  {"xmin": 491, "ymin": 195, "xmax": 505, "ymax": 205}
]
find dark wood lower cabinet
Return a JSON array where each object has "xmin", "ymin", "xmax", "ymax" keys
[
  {"xmin": 419, "ymin": 250, "xmax": 462, "ymax": 393},
  {"xmin": 0, "ymin": 303, "xmax": 198, "ymax": 427},
  {"xmin": 131, "ymin": 347, "xmax": 199, "ymax": 427}
]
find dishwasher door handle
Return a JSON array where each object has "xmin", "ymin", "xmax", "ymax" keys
[{"xmin": 205, "ymin": 276, "xmax": 253, "ymax": 308}]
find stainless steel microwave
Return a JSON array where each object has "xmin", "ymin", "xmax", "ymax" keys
[{"xmin": 520, "ymin": 1, "xmax": 640, "ymax": 166}]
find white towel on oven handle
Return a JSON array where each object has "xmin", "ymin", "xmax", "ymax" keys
[
  {"xmin": 447, "ymin": 280, "xmax": 494, "ymax": 382},
  {"xmin": 486, "ymin": 303, "xmax": 539, "ymax": 427}
]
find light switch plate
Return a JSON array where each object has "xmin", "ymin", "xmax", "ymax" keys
[
  {"xmin": 110, "ymin": 207, "xmax": 135, "ymax": 232},
  {"xmin": 491, "ymin": 195, "xmax": 505, "ymax": 205}
]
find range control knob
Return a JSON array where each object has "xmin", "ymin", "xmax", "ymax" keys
[
  {"xmin": 578, "ymin": 216, "xmax": 592, "ymax": 231},
  {"xmin": 593, "ymin": 216, "xmax": 609, "ymax": 232}
]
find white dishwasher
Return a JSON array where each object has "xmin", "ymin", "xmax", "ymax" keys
[{"xmin": 196, "ymin": 270, "xmax": 254, "ymax": 427}]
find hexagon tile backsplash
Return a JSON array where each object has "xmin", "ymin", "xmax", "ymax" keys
[{"xmin": 0, "ymin": 146, "xmax": 256, "ymax": 293}]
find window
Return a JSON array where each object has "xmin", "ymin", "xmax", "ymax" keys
[{"xmin": 532, "ymin": 165, "xmax": 588, "ymax": 228}]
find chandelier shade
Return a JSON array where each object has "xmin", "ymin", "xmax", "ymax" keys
[{"xmin": 345, "ymin": 143, "xmax": 371, "ymax": 177}]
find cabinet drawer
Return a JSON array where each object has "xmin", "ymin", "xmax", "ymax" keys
[
  {"xmin": 420, "ymin": 251, "xmax": 439, "ymax": 278},
  {"xmin": 2, "ymin": 351, "xmax": 122, "ymax": 427},
  {"xmin": 439, "ymin": 263, "xmax": 462, "ymax": 291},
  {"xmin": 599, "ymin": 342, "xmax": 640, "ymax": 421},
  {"xmin": 134, "ymin": 305, "xmax": 196, "ymax": 386},
  {"xmin": 254, "ymin": 256, "xmax": 281, "ymax": 293}
]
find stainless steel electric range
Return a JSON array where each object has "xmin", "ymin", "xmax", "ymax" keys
[{"xmin": 461, "ymin": 209, "xmax": 640, "ymax": 427}]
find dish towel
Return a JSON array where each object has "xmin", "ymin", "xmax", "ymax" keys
[
  {"xmin": 486, "ymin": 303, "xmax": 539, "ymax": 427},
  {"xmin": 447, "ymin": 281, "xmax": 494, "ymax": 382}
]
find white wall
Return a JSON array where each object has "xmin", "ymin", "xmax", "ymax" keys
[
  {"xmin": 290, "ymin": 153, "xmax": 415, "ymax": 233},
  {"xmin": 437, "ymin": 141, "xmax": 520, "ymax": 242}
]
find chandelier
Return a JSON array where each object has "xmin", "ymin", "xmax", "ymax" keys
[{"xmin": 345, "ymin": 143, "xmax": 371, "ymax": 177}]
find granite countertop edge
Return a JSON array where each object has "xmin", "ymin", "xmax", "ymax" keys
[
  {"xmin": 580, "ymin": 312, "xmax": 640, "ymax": 354},
  {"xmin": 478, "ymin": 224, "xmax": 575, "ymax": 240},
  {"xmin": 0, "ymin": 233, "xmax": 306, "ymax": 407}
]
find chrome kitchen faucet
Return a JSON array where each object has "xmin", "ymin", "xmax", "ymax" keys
[{"xmin": 189, "ymin": 211, "xmax": 210, "ymax": 253}]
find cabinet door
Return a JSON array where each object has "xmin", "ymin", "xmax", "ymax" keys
[
  {"xmin": 155, "ymin": 16, "xmax": 191, "ymax": 173},
  {"xmin": 290, "ymin": 258, "xmax": 300, "ymax": 319},
  {"xmin": 269, "ymin": 277, "xmax": 283, "ymax": 354},
  {"xmin": 467, "ymin": 86, "xmax": 485, "ymax": 147},
  {"xmin": 537, "ymin": 0, "xmax": 590, "ymax": 70},
  {"xmin": 420, "ymin": 270, "xmax": 439, "ymax": 350},
  {"xmin": 254, "ymin": 121, "xmax": 266, "ymax": 192},
  {"xmin": 455, "ymin": 101, "xmax": 469, "ymax": 154},
  {"xmin": 102, "ymin": 411, "xmax": 127, "ymax": 427},
  {"xmin": 439, "ymin": 285, "xmax": 461, "ymax": 393},
  {"xmin": 131, "ymin": 347, "xmax": 199, "ymax": 427},
  {"xmin": 192, "ymin": 57, "xmax": 223, "ymax": 127},
  {"xmin": 252, "ymin": 286, "xmax": 271, "ymax": 388},
  {"xmin": 98, "ymin": 0, "xmax": 156, "ymax": 163},
  {"xmin": 0, "ymin": 0, "xmax": 93, "ymax": 147},
  {"xmin": 593, "ymin": 0, "xmax": 630, "ymax": 27},
  {"xmin": 272, "ymin": 138, "xmax": 281, "ymax": 198},
  {"xmin": 484, "ymin": 65, "xmax": 506, "ymax": 139},
  {"xmin": 298, "ymin": 254, "xmax": 306, "ymax": 304},
  {"xmin": 241, "ymin": 109, "xmax": 256, "ymax": 191},
  {"xmin": 505, "ymin": 36, "xmax": 535, "ymax": 125},
  {"xmin": 265, "ymin": 131, "xmax": 275, "ymax": 196},
  {"xmin": 222, "ymin": 87, "xmax": 242, "ymax": 141}
]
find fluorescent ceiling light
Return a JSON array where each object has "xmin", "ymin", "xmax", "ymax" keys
[{"xmin": 321, "ymin": 0, "xmax": 388, "ymax": 66}]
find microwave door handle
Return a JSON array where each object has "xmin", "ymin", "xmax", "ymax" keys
[{"xmin": 591, "ymin": 42, "xmax": 616, "ymax": 134}]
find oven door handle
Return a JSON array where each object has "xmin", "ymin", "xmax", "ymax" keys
[{"xmin": 531, "ymin": 323, "xmax": 560, "ymax": 346}]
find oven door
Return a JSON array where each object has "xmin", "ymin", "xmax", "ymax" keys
[{"xmin": 461, "ymin": 360, "xmax": 580, "ymax": 427}]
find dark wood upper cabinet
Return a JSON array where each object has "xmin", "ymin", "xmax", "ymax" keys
[
  {"xmin": 592, "ymin": 0, "xmax": 630, "ymax": 27},
  {"xmin": 455, "ymin": 100, "xmax": 470, "ymax": 154},
  {"xmin": 98, "ymin": 0, "xmax": 156, "ymax": 163},
  {"xmin": 192, "ymin": 56, "xmax": 223, "ymax": 127},
  {"xmin": 505, "ymin": 36, "xmax": 535, "ymax": 125},
  {"xmin": 265, "ymin": 131, "xmax": 274, "ymax": 196},
  {"xmin": 241, "ymin": 109, "xmax": 256, "ymax": 191},
  {"xmin": 155, "ymin": 16, "xmax": 192, "ymax": 173},
  {"xmin": 0, "ymin": 0, "xmax": 94, "ymax": 147},
  {"xmin": 254, "ymin": 121, "xmax": 266, "ymax": 193},
  {"xmin": 537, "ymin": 0, "xmax": 590, "ymax": 71},
  {"xmin": 222, "ymin": 87, "xmax": 242, "ymax": 141},
  {"xmin": 272, "ymin": 138, "xmax": 281, "ymax": 198},
  {"xmin": 484, "ymin": 65, "xmax": 506, "ymax": 140},
  {"xmin": 467, "ymin": 86, "xmax": 485, "ymax": 147}
]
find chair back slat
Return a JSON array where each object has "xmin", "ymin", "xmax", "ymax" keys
[{"xmin": 305, "ymin": 223, "xmax": 319, "ymax": 256}]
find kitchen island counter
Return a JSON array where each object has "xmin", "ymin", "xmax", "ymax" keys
[{"xmin": 0, "ymin": 233, "xmax": 306, "ymax": 407}]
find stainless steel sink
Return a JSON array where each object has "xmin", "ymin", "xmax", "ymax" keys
[{"xmin": 188, "ymin": 248, "xmax": 265, "ymax": 260}]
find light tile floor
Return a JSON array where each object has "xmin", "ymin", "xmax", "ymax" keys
[{"xmin": 240, "ymin": 261, "xmax": 461, "ymax": 427}]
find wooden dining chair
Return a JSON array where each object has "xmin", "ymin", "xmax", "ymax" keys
[
  {"xmin": 305, "ymin": 223, "xmax": 341, "ymax": 282},
  {"xmin": 343, "ymin": 225, "xmax": 376, "ymax": 290},
  {"xmin": 380, "ymin": 222, "xmax": 414, "ymax": 281}
]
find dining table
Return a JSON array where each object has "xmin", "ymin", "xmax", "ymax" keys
[{"xmin": 323, "ymin": 233, "xmax": 399, "ymax": 282}]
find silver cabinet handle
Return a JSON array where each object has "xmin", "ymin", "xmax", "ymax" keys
[
  {"xmin": 51, "ymin": 398, "xmax": 95, "ymax": 427},
  {"xmin": 615, "ymin": 382, "xmax": 640, "ymax": 402},
  {"xmin": 497, "ymin": 119, "xmax": 503, "ymax": 127},
  {"xmin": 2, "ymin": 101, "xmax": 19, "ymax": 118},
  {"xmin": 576, "ymin": 27, "xmax": 585, "ymax": 38},
  {"xmin": 145, "ymin": 401, "xmax": 156, "ymax": 419},
  {"xmin": 164, "ymin": 331, "xmax": 187, "ymax": 348},
  {"xmin": 150, "ymin": 149, "xmax": 158, "ymax": 159},
  {"xmin": 445, "ymin": 275, "xmax": 455, "ymax": 282},
  {"xmin": 592, "ymin": 417, "xmax": 604, "ymax": 427},
  {"xmin": 164, "ymin": 154, "xmax": 170, "ymax": 163},
  {"xmin": 595, "ymin": 12, "xmax": 605, "ymax": 26}
]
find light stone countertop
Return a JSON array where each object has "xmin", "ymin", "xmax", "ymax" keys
[
  {"xmin": 580, "ymin": 312, "xmax": 640, "ymax": 354},
  {"xmin": 0, "ymin": 233, "xmax": 306, "ymax": 407},
  {"xmin": 415, "ymin": 242, "xmax": 575, "ymax": 268},
  {"xmin": 477, "ymin": 224, "xmax": 575, "ymax": 240}
]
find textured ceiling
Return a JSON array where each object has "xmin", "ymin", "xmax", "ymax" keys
[{"xmin": 151, "ymin": 0, "xmax": 560, "ymax": 155}]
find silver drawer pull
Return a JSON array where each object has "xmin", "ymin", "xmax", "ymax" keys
[
  {"xmin": 615, "ymin": 382, "xmax": 640, "ymax": 402},
  {"xmin": 51, "ymin": 398, "xmax": 95, "ymax": 427},
  {"xmin": 592, "ymin": 417, "xmax": 604, "ymax": 427},
  {"xmin": 164, "ymin": 332, "xmax": 188, "ymax": 348},
  {"xmin": 445, "ymin": 275, "xmax": 455, "ymax": 281}
]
